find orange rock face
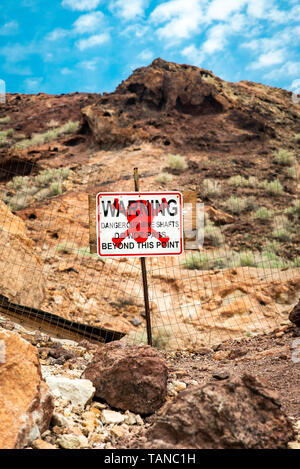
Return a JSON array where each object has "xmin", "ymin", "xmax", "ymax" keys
[
  {"xmin": 0, "ymin": 200, "xmax": 45, "ymax": 308},
  {"xmin": 0, "ymin": 329, "xmax": 54, "ymax": 449}
]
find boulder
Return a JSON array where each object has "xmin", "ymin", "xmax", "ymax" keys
[
  {"xmin": 0, "ymin": 329, "xmax": 54, "ymax": 449},
  {"xmin": 289, "ymin": 300, "xmax": 300, "ymax": 327},
  {"xmin": 83, "ymin": 342, "xmax": 168, "ymax": 415},
  {"xmin": 0, "ymin": 199, "xmax": 45, "ymax": 308},
  {"xmin": 146, "ymin": 374, "xmax": 295, "ymax": 449}
]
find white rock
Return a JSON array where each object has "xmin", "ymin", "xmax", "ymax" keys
[
  {"xmin": 101, "ymin": 409, "xmax": 125, "ymax": 425},
  {"xmin": 46, "ymin": 376, "xmax": 95, "ymax": 407},
  {"xmin": 57, "ymin": 434, "xmax": 88, "ymax": 449},
  {"xmin": 172, "ymin": 380, "xmax": 187, "ymax": 392}
]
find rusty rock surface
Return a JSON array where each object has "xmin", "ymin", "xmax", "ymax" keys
[{"xmin": 83, "ymin": 342, "xmax": 168, "ymax": 414}]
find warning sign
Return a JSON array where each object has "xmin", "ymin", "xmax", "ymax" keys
[{"xmin": 96, "ymin": 192, "xmax": 183, "ymax": 257}]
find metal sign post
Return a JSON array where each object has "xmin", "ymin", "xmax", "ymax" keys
[{"xmin": 133, "ymin": 167, "xmax": 152, "ymax": 347}]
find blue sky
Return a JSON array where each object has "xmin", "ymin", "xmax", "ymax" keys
[{"xmin": 0, "ymin": 0, "xmax": 299, "ymax": 95}]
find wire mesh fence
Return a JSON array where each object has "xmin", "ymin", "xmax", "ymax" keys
[{"xmin": 0, "ymin": 152, "xmax": 299, "ymax": 350}]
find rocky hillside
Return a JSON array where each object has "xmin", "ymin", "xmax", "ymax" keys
[{"xmin": 0, "ymin": 58, "xmax": 299, "ymax": 350}]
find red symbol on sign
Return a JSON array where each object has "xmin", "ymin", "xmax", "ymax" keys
[{"xmin": 112, "ymin": 198, "xmax": 170, "ymax": 247}]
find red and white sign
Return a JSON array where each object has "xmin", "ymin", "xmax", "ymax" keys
[{"xmin": 96, "ymin": 192, "xmax": 183, "ymax": 257}]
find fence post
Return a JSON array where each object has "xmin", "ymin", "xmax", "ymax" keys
[{"xmin": 133, "ymin": 167, "xmax": 152, "ymax": 347}]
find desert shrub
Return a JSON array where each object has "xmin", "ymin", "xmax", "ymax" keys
[
  {"xmin": 6, "ymin": 128, "xmax": 14, "ymax": 138},
  {"xmin": 183, "ymin": 251, "xmax": 227, "ymax": 270},
  {"xmin": 238, "ymin": 251, "xmax": 258, "ymax": 267},
  {"xmin": 4, "ymin": 167, "xmax": 70, "ymax": 210},
  {"xmin": 60, "ymin": 120, "xmax": 80, "ymax": 134},
  {"xmin": 47, "ymin": 119, "xmax": 60, "ymax": 128},
  {"xmin": 224, "ymin": 196, "xmax": 254, "ymax": 214},
  {"xmin": 228, "ymin": 175, "xmax": 248, "ymax": 187},
  {"xmin": 166, "ymin": 153, "xmax": 187, "ymax": 172},
  {"xmin": 260, "ymin": 179, "xmax": 284, "ymax": 196},
  {"xmin": 7, "ymin": 176, "xmax": 29, "ymax": 190},
  {"xmin": 49, "ymin": 181, "xmax": 62, "ymax": 196},
  {"xmin": 254, "ymin": 207, "xmax": 273, "ymax": 221},
  {"xmin": 127, "ymin": 326, "xmax": 173, "ymax": 350},
  {"xmin": 8, "ymin": 193, "xmax": 28, "ymax": 211},
  {"xmin": 287, "ymin": 167, "xmax": 297, "ymax": 179},
  {"xmin": 155, "ymin": 173, "xmax": 173, "ymax": 185},
  {"xmin": 295, "ymin": 134, "xmax": 300, "ymax": 144},
  {"xmin": 202, "ymin": 179, "xmax": 222, "ymax": 197},
  {"xmin": 205, "ymin": 222, "xmax": 224, "ymax": 246},
  {"xmin": 272, "ymin": 228, "xmax": 290, "ymax": 242},
  {"xmin": 273, "ymin": 149, "xmax": 296, "ymax": 166},
  {"xmin": 291, "ymin": 257, "xmax": 300, "ymax": 267},
  {"xmin": 15, "ymin": 121, "xmax": 79, "ymax": 149},
  {"xmin": 0, "ymin": 115, "xmax": 11, "ymax": 124}
]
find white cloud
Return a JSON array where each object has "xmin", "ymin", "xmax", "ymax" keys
[
  {"xmin": 264, "ymin": 62, "xmax": 300, "ymax": 80},
  {"xmin": 150, "ymin": 0, "xmax": 204, "ymax": 43},
  {"xmin": 76, "ymin": 32, "xmax": 109, "ymax": 50},
  {"xmin": 23, "ymin": 77, "xmax": 43, "ymax": 92},
  {"xmin": 252, "ymin": 49, "xmax": 286, "ymax": 69},
  {"xmin": 46, "ymin": 28, "xmax": 69, "ymax": 41},
  {"xmin": 109, "ymin": 0, "xmax": 148, "ymax": 20},
  {"xmin": 138, "ymin": 49, "xmax": 154, "ymax": 62},
  {"xmin": 73, "ymin": 11, "xmax": 104, "ymax": 33},
  {"xmin": 206, "ymin": 0, "xmax": 247, "ymax": 21},
  {"xmin": 62, "ymin": 0, "xmax": 101, "ymax": 11},
  {"xmin": 0, "ymin": 20, "xmax": 19, "ymax": 36},
  {"xmin": 182, "ymin": 44, "xmax": 204, "ymax": 67},
  {"xmin": 79, "ymin": 58, "xmax": 99, "ymax": 70}
]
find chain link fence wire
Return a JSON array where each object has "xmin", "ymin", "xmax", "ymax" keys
[{"xmin": 0, "ymin": 149, "xmax": 299, "ymax": 350}]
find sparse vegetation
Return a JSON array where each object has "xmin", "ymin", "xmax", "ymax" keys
[
  {"xmin": 166, "ymin": 153, "xmax": 187, "ymax": 172},
  {"xmin": 228, "ymin": 175, "xmax": 258, "ymax": 187},
  {"xmin": 0, "ymin": 115, "xmax": 11, "ymax": 124},
  {"xmin": 224, "ymin": 196, "xmax": 255, "ymax": 214},
  {"xmin": 202, "ymin": 179, "xmax": 222, "ymax": 197},
  {"xmin": 287, "ymin": 167, "xmax": 297, "ymax": 179},
  {"xmin": 4, "ymin": 167, "xmax": 70, "ymax": 211},
  {"xmin": 155, "ymin": 173, "xmax": 173, "ymax": 185},
  {"xmin": 15, "ymin": 120, "xmax": 80, "ymax": 149},
  {"xmin": 295, "ymin": 134, "xmax": 300, "ymax": 144},
  {"xmin": 254, "ymin": 207, "xmax": 274, "ymax": 221},
  {"xmin": 272, "ymin": 228, "xmax": 290, "ymax": 242},
  {"xmin": 273, "ymin": 149, "xmax": 296, "ymax": 167},
  {"xmin": 205, "ymin": 221, "xmax": 224, "ymax": 246},
  {"xmin": 260, "ymin": 179, "xmax": 284, "ymax": 196}
]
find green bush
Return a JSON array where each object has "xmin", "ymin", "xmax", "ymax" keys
[
  {"xmin": 49, "ymin": 181, "xmax": 62, "ymax": 196},
  {"xmin": 224, "ymin": 196, "xmax": 254, "ymax": 214},
  {"xmin": 238, "ymin": 251, "xmax": 258, "ymax": 267},
  {"xmin": 202, "ymin": 179, "xmax": 222, "ymax": 197},
  {"xmin": 287, "ymin": 167, "xmax": 297, "ymax": 179},
  {"xmin": 261, "ymin": 179, "xmax": 284, "ymax": 196},
  {"xmin": 183, "ymin": 252, "xmax": 226, "ymax": 270},
  {"xmin": 272, "ymin": 228, "xmax": 290, "ymax": 242},
  {"xmin": 254, "ymin": 207, "xmax": 273, "ymax": 221},
  {"xmin": 205, "ymin": 222, "xmax": 224, "ymax": 246},
  {"xmin": 0, "ymin": 115, "xmax": 11, "ymax": 124},
  {"xmin": 155, "ymin": 173, "xmax": 173, "ymax": 185},
  {"xmin": 273, "ymin": 149, "xmax": 296, "ymax": 166},
  {"xmin": 228, "ymin": 175, "xmax": 259, "ymax": 188},
  {"xmin": 166, "ymin": 153, "xmax": 187, "ymax": 172},
  {"xmin": 15, "ymin": 121, "xmax": 79, "ymax": 149}
]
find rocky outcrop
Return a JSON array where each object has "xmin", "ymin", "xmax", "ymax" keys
[
  {"xmin": 0, "ymin": 199, "xmax": 45, "ymax": 308},
  {"xmin": 0, "ymin": 329, "xmax": 54, "ymax": 449},
  {"xmin": 83, "ymin": 342, "xmax": 168, "ymax": 415},
  {"xmin": 146, "ymin": 374, "xmax": 295, "ymax": 449},
  {"xmin": 81, "ymin": 58, "xmax": 298, "ymax": 151}
]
